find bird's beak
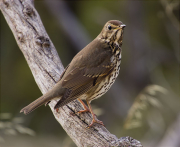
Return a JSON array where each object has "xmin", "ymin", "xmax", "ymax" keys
[{"xmin": 120, "ymin": 24, "xmax": 126, "ymax": 29}]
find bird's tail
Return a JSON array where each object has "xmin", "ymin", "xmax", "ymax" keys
[
  {"xmin": 20, "ymin": 95, "xmax": 49, "ymax": 115},
  {"xmin": 20, "ymin": 83, "xmax": 65, "ymax": 115}
]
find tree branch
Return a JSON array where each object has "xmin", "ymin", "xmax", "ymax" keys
[{"xmin": 0, "ymin": 0, "xmax": 142, "ymax": 146}]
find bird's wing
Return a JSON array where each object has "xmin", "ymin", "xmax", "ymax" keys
[
  {"xmin": 62, "ymin": 47, "xmax": 114, "ymax": 90},
  {"xmin": 54, "ymin": 46, "xmax": 115, "ymax": 108}
]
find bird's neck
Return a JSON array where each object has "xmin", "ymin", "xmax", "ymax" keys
[{"xmin": 97, "ymin": 35, "xmax": 122, "ymax": 58}]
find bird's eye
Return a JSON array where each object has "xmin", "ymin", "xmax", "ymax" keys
[{"xmin": 108, "ymin": 25, "xmax": 112, "ymax": 30}]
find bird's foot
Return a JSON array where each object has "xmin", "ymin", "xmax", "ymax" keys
[
  {"xmin": 56, "ymin": 108, "xmax": 59, "ymax": 112},
  {"xmin": 77, "ymin": 99, "xmax": 90, "ymax": 114},
  {"xmin": 71, "ymin": 108, "xmax": 90, "ymax": 116},
  {"xmin": 88, "ymin": 117, "xmax": 105, "ymax": 128},
  {"xmin": 77, "ymin": 105, "xmax": 90, "ymax": 114},
  {"xmin": 76, "ymin": 99, "xmax": 105, "ymax": 127}
]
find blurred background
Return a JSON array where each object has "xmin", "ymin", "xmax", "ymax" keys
[{"xmin": 0, "ymin": 0, "xmax": 179, "ymax": 147}]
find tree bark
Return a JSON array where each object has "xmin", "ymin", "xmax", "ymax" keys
[{"xmin": 0, "ymin": 0, "xmax": 142, "ymax": 146}]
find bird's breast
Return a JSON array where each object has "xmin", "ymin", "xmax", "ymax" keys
[{"xmin": 86, "ymin": 53, "xmax": 122, "ymax": 102}]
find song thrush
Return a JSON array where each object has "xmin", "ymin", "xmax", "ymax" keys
[{"xmin": 20, "ymin": 20, "xmax": 126, "ymax": 127}]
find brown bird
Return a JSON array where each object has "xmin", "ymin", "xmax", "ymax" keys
[{"xmin": 20, "ymin": 20, "xmax": 126, "ymax": 127}]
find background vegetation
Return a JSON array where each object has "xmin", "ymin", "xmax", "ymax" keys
[{"xmin": 1, "ymin": 0, "xmax": 179, "ymax": 147}]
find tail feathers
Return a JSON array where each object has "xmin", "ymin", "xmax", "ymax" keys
[
  {"xmin": 20, "ymin": 83, "xmax": 65, "ymax": 115},
  {"xmin": 20, "ymin": 95, "xmax": 48, "ymax": 115}
]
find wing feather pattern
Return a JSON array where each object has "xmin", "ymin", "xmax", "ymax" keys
[{"xmin": 55, "ymin": 40, "xmax": 115, "ymax": 108}]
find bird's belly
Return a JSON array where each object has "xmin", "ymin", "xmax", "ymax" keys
[{"xmin": 86, "ymin": 60, "xmax": 121, "ymax": 102}]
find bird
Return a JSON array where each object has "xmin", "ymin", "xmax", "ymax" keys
[{"xmin": 20, "ymin": 20, "xmax": 126, "ymax": 127}]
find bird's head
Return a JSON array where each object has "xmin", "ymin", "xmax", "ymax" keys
[{"xmin": 99, "ymin": 20, "xmax": 126, "ymax": 46}]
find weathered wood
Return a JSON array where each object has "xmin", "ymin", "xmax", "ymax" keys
[{"xmin": 0, "ymin": 0, "xmax": 142, "ymax": 146}]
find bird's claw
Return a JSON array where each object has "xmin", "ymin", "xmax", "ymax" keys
[{"xmin": 87, "ymin": 117, "xmax": 105, "ymax": 128}]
